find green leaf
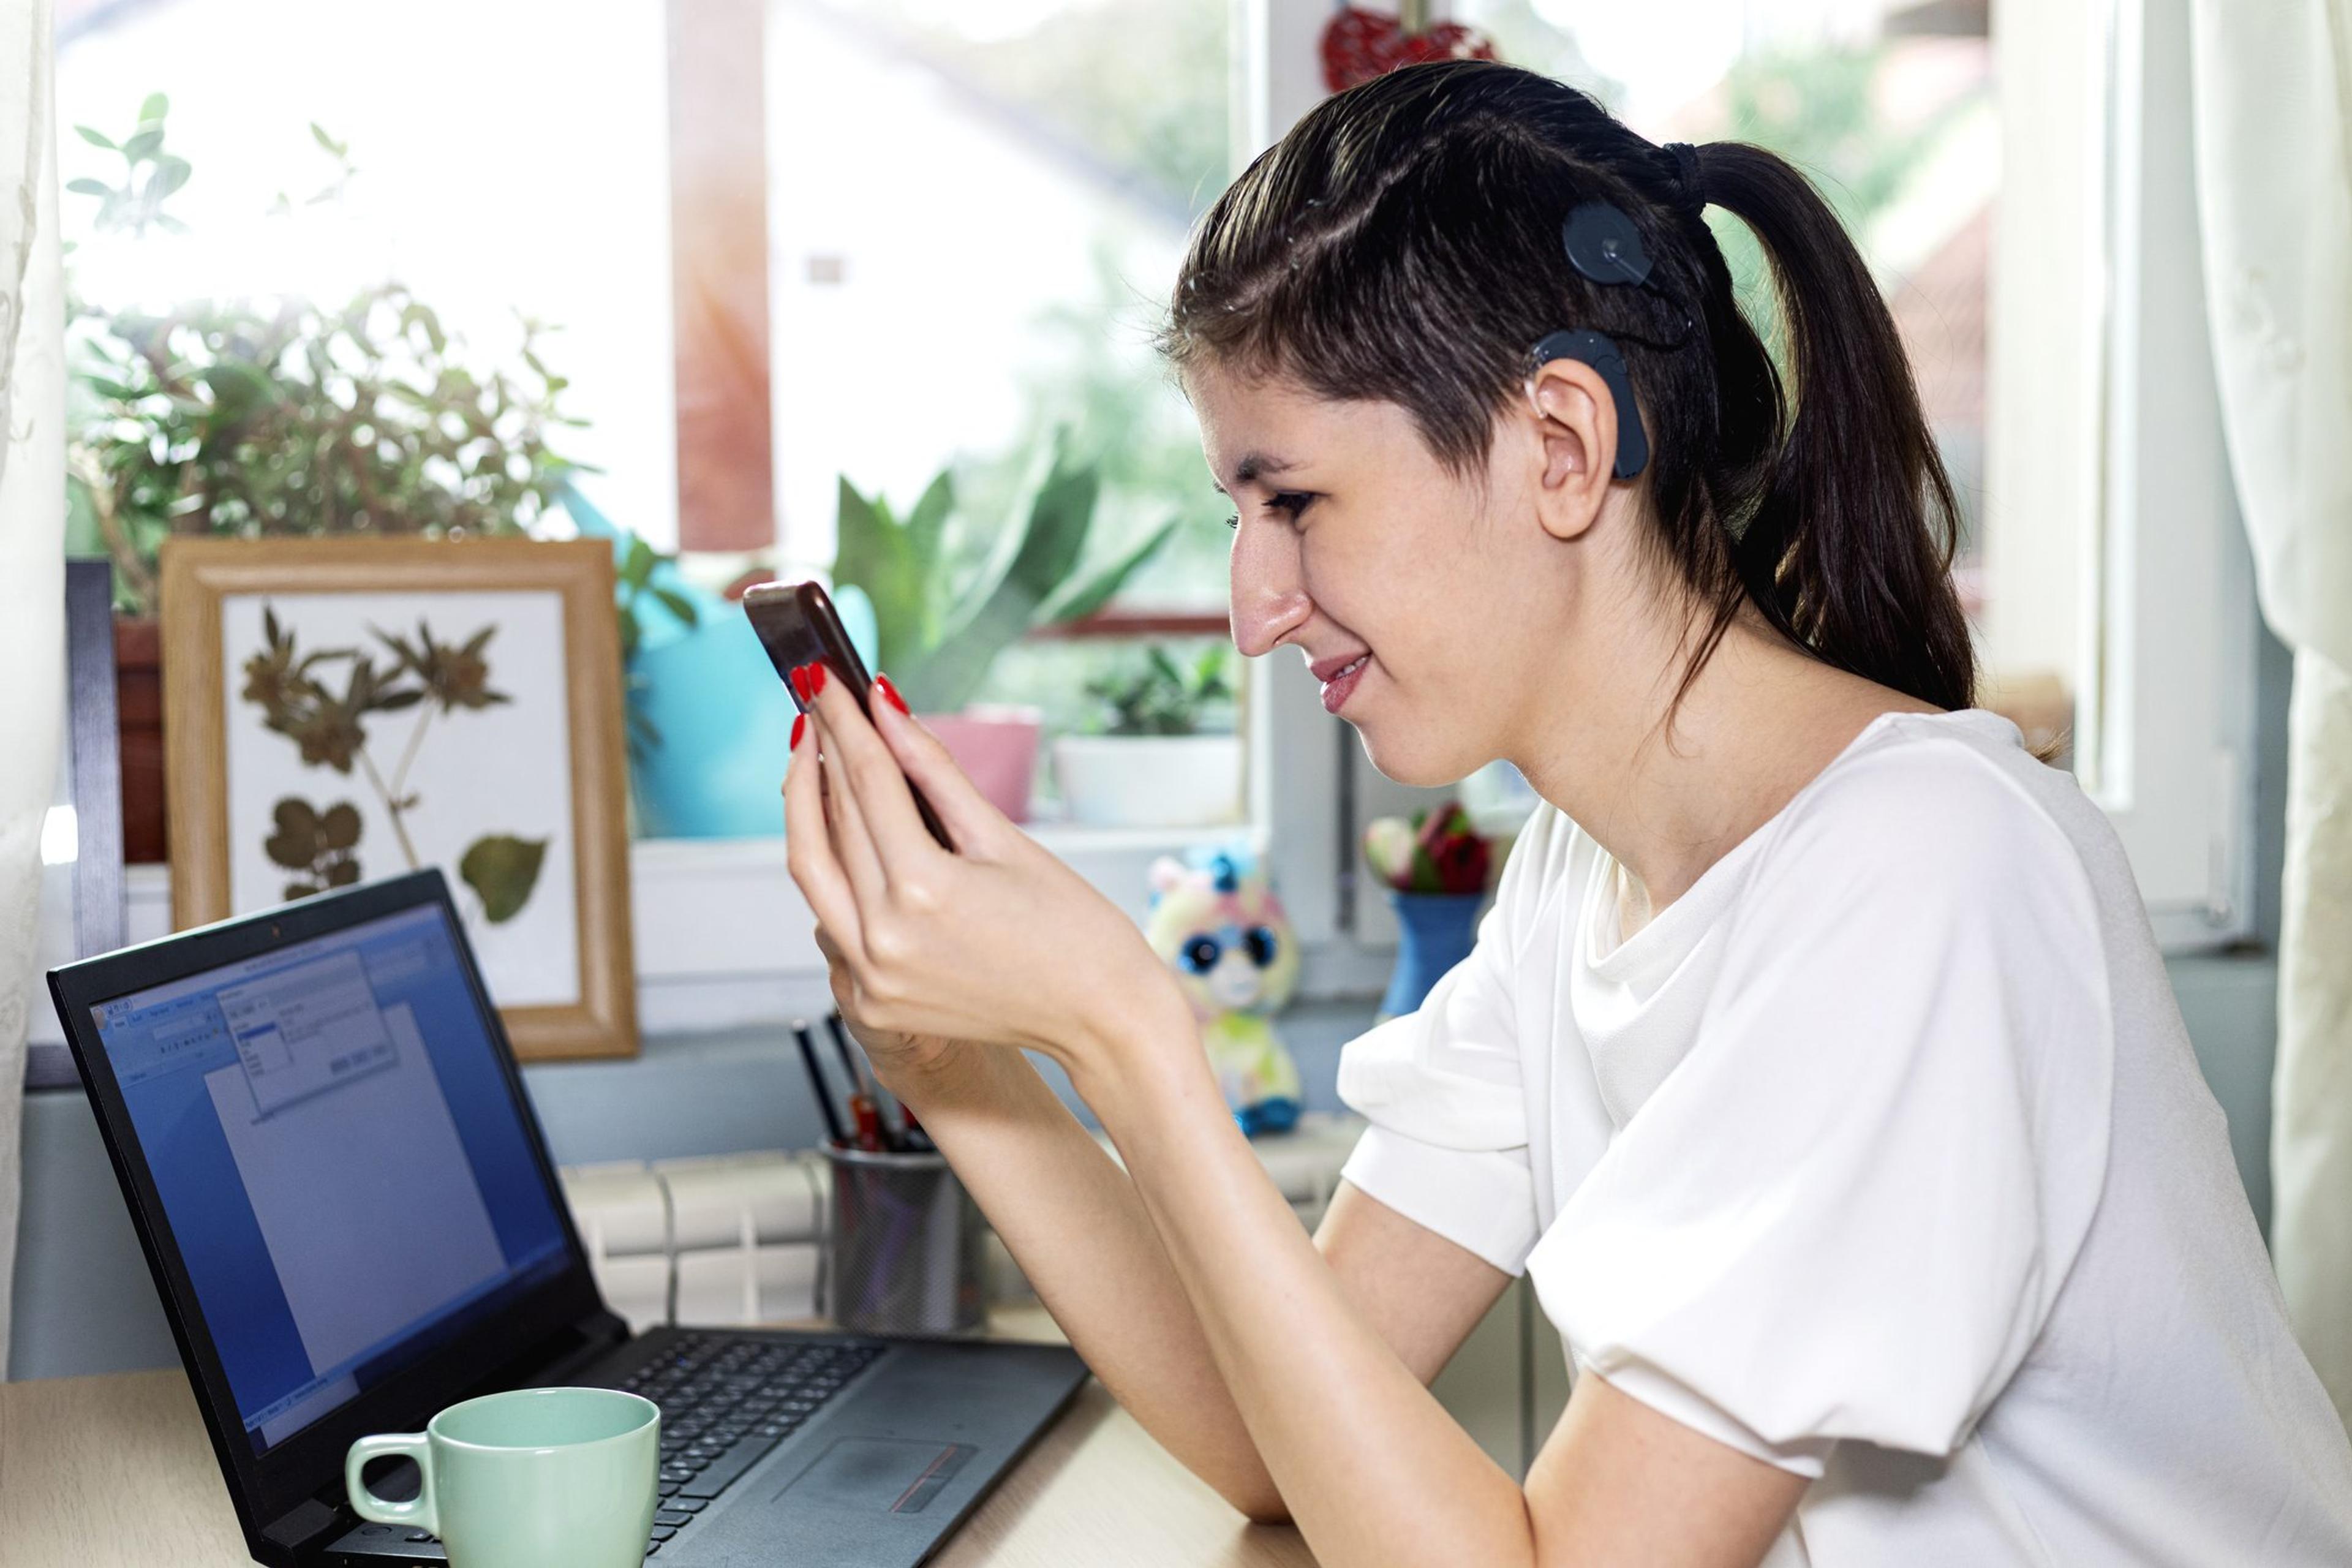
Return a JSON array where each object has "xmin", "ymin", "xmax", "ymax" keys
[
  {"xmin": 459, "ymin": 834, "xmax": 548, "ymax": 922},
  {"xmin": 651, "ymin": 585, "xmax": 699, "ymax": 627},
  {"xmin": 903, "ymin": 467, "xmax": 955, "ymax": 564},
  {"xmin": 121, "ymin": 128, "xmax": 162, "ymax": 163},
  {"xmin": 1039, "ymin": 516, "xmax": 1176, "ymax": 624},
  {"xmin": 311, "ymin": 121, "xmax": 347, "ymax": 157},
  {"xmin": 148, "ymin": 156, "xmax": 191, "ymax": 199},
  {"xmin": 915, "ymin": 431, "xmax": 1096, "ymax": 710},
  {"xmin": 138, "ymin": 92, "xmax": 169, "ymax": 125},
  {"xmin": 65, "ymin": 177, "xmax": 111, "ymax": 197},
  {"xmin": 831, "ymin": 474, "xmax": 927, "ymax": 672},
  {"xmin": 74, "ymin": 125, "xmax": 115, "ymax": 150}
]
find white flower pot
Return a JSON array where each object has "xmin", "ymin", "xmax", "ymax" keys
[{"xmin": 1051, "ymin": 734, "xmax": 1243, "ymax": 828}]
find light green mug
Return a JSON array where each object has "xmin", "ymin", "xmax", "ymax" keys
[{"xmin": 345, "ymin": 1385, "xmax": 660, "ymax": 1568}]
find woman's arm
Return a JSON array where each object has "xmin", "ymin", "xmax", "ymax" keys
[
  {"xmin": 1077, "ymin": 995, "xmax": 1809, "ymax": 1568},
  {"xmin": 784, "ymin": 675, "xmax": 1808, "ymax": 1565},
  {"xmin": 878, "ymin": 1036, "xmax": 1513, "ymax": 1524}
]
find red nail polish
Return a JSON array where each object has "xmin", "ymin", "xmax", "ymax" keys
[
  {"xmin": 789, "ymin": 663, "xmax": 811, "ymax": 704},
  {"xmin": 790, "ymin": 713, "xmax": 805, "ymax": 750},
  {"xmin": 877, "ymin": 673, "xmax": 910, "ymax": 716},
  {"xmin": 805, "ymin": 661, "xmax": 828, "ymax": 697}
]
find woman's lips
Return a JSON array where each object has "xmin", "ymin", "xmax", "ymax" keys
[{"xmin": 1319, "ymin": 653, "xmax": 1370, "ymax": 714}]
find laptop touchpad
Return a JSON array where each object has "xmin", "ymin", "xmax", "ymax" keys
[{"xmin": 775, "ymin": 1438, "xmax": 979, "ymax": 1514}]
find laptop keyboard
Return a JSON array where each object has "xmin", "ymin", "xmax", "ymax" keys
[
  {"xmin": 622, "ymin": 1334, "xmax": 886, "ymax": 1555},
  {"xmin": 373, "ymin": 1335, "xmax": 887, "ymax": 1561}
]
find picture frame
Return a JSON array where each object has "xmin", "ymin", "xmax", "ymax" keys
[
  {"xmin": 26, "ymin": 557, "xmax": 129, "ymax": 1091},
  {"xmin": 160, "ymin": 538, "xmax": 638, "ymax": 1061}
]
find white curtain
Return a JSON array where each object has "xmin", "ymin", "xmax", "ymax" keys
[
  {"xmin": 0, "ymin": 0, "xmax": 62, "ymax": 1376},
  {"xmin": 2189, "ymin": 0, "xmax": 2352, "ymax": 1425}
]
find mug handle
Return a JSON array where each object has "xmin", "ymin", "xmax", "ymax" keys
[{"xmin": 345, "ymin": 1432, "xmax": 437, "ymax": 1536}]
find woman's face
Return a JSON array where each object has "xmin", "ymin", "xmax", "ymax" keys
[{"xmin": 1186, "ymin": 360, "xmax": 1571, "ymax": 789}]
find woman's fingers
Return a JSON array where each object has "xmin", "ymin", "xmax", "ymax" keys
[
  {"xmin": 869, "ymin": 679, "xmax": 1009, "ymax": 856},
  {"xmin": 809, "ymin": 701, "xmax": 891, "ymax": 916},
  {"xmin": 783, "ymin": 712, "xmax": 863, "ymax": 952},
  {"xmin": 804, "ymin": 666, "xmax": 944, "ymax": 880}
]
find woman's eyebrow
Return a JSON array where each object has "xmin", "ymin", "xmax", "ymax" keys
[{"xmin": 1210, "ymin": 453, "xmax": 1303, "ymax": 494}]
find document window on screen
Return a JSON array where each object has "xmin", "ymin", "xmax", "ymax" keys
[
  {"xmin": 206, "ymin": 983, "xmax": 507, "ymax": 1379},
  {"xmin": 94, "ymin": 903, "xmax": 570, "ymax": 1453}
]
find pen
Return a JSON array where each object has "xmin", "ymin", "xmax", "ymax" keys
[
  {"xmin": 899, "ymin": 1102, "xmax": 936, "ymax": 1155},
  {"xmin": 791, "ymin": 1019, "xmax": 850, "ymax": 1148},
  {"xmin": 823, "ymin": 1011, "xmax": 889, "ymax": 1153}
]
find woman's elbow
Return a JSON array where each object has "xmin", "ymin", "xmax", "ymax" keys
[{"xmin": 1220, "ymin": 1482, "xmax": 1292, "ymax": 1527}]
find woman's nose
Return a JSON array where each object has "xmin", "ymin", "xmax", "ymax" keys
[{"xmin": 1228, "ymin": 518, "xmax": 1311, "ymax": 658}]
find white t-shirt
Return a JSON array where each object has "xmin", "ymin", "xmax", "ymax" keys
[{"xmin": 1336, "ymin": 708, "xmax": 2352, "ymax": 1566}]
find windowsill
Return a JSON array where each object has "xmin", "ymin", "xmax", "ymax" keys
[
  {"xmin": 101, "ymin": 816, "xmax": 1395, "ymax": 1039},
  {"xmin": 630, "ymin": 817, "xmax": 1257, "ymax": 867}
]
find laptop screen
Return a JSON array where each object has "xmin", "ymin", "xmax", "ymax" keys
[{"xmin": 87, "ymin": 901, "xmax": 572, "ymax": 1455}]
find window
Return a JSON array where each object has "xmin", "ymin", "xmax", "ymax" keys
[
  {"xmin": 1258, "ymin": 0, "xmax": 2253, "ymax": 957},
  {"xmin": 1307, "ymin": 0, "xmax": 2006, "ymax": 955},
  {"xmin": 763, "ymin": 0, "xmax": 1241, "ymax": 809},
  {"xmin": 58, "ymin": 0, "xmax": 679, "ymax": 550},
  {"xmin": 1980, "ymin": 0, "xmax": 2258, "ymax": 948}
]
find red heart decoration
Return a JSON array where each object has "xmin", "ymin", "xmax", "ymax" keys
[{"xmin": 1319, "ymin": 7, "xmax": 1500, "ymax": 94}]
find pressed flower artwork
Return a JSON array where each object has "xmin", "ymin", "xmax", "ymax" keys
[
  {"xmin": 217, "ymin": 589, "xmax": 583, "ymax": 1011},
  {"xmin": 241, "ymin": 606, "xmax": 549, "ymax": 922}
]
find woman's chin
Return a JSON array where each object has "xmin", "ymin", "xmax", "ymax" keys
[{"xmin": 1354, "ymin": 723, "xmax": 1464, "ymax": 791}]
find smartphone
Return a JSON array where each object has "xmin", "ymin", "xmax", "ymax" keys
[{"xmin": 743, "ymin": 579, "xmax": 956, "ymax": 850}]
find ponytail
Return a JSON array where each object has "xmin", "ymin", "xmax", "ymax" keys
[
  {"xmin": 1697, "ymin": 143, "xmax": 1976, "ymax": 711},
  {"xmin": 1162, "ymin": 62, "xmax": 1978, "ymax": 715}
]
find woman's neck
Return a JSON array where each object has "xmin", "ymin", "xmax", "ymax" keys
[{"xmin": 1510, "ymin": 605, "xmax": 1944, "ymax": 923}]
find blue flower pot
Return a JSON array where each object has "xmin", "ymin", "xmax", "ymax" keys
[
  {"xmin": 1378, "ymin": 889, "xmax": 1487, "ymax": 1019},
  {"xmin": 564, "ymin": 483, "xmax": 886, "ymax": 840}
]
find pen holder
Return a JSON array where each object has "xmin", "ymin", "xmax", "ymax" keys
[{"xmin": 817, "ymin": 1143, "xmax": 989, "ymax": 1335}]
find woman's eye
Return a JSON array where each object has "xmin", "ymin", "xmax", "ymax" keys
[{"xmin": 1223, "ymin": 494, "xmax": 1314, "ymax": 532}]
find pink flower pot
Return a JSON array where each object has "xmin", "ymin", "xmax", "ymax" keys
[{"xmin": 918, "ymin": 706, "xmax": 1042, "ymax": 823}]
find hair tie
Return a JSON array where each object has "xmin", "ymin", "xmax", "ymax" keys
[{"xmin": 1664, "ymin": 141, "xmax": 1705, "ymax": 214}]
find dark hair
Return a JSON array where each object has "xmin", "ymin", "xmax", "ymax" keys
[{"xmin": 1158, "ymin": 60, "xmax": 1975, "ymax": 716}]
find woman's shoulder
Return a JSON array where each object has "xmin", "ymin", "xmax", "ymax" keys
[{"xmin": 1746, "ymin": 707, "xmax": 2122, "ymax": 934}]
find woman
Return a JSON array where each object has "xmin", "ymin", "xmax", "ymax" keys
[{"xmin": 782, "ymin": 61, "xmax": 2352, "ymax": 1567}]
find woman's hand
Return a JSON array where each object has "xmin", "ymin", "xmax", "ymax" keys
[
  {"xmin": 808, "ymin": 921, "xmax": 968, "ymax": 1099},
  {"xmin": 781, "ymin": 664, "xmax": 1194, "ymax": 1091}
]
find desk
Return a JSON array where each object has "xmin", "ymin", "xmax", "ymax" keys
[{"xmin": 0, "ymin": 1307, "xmax": 1316, "ymax": 1568}]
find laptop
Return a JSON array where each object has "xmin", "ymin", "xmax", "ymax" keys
[{"xmin": 48, "ymin": 868, "xmax": 1090, "ymax": 1568}]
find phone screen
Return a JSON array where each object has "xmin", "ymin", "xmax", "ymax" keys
[{"xmin": 743, "ymin": 581, "xmax": 956, "ymax": 850}]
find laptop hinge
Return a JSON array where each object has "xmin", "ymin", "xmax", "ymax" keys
[
  {"xmin": 482, "ymin": 1307, "xmax": 633, "ymax": 1395},
  {"xmin": 263, "ymin": 1496, "xmax": 345, "ymax": 1564}
]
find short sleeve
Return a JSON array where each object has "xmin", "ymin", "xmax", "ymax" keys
[
  {"xmin": 1529, "ymin": 748, "xmax": 2114, "ymax": 1474},
  {"xmin": 1335, "ymin": 810, "xmax": 1559, "ymax": 1275}
]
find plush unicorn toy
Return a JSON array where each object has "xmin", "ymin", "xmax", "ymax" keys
[{"xmin": 1142, "ymin": 848, "xmax": 1303, "ymax": 1136}]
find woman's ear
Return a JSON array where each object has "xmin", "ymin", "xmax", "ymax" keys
[{"xmin": 1523, "ymin": 358, "xmax": 1619, "ymax": 544}]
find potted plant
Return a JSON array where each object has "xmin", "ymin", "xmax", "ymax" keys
[
  {"xmin": 1052, "ymin": 643, "xmax": 1242, "ymax": 827},
  {"xmin": 1362, "ymin": 801, "xmax": 1502, "ymax": 1021},
  {"xmin": 561, "ymin": 480, "xmax": 812, "ymax": 841},
  {"xmin": 62, "ymin": 98, "xmax": 586, "ymax": 859},
  {"xmin": 831, "ymin": 426, "xmax": 1176, "ymax": 821}
]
